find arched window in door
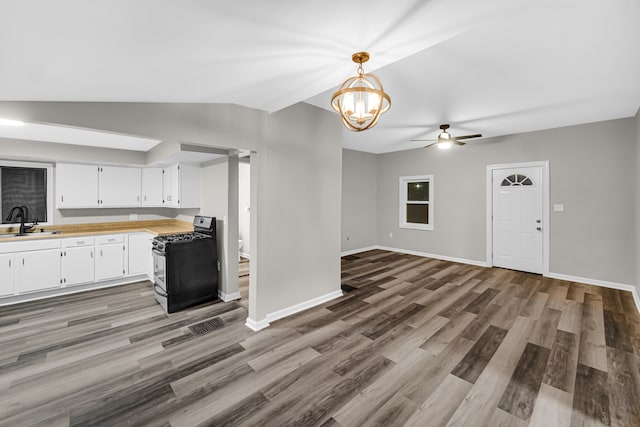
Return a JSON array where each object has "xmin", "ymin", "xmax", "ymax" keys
[{"xmin": 501, "ymin": 174, "xmax": 533, "ymax": 186}]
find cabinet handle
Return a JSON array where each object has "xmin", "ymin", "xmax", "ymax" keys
[
  {"xmin": 144, "ymin": 195, "xmax": 147, "ymax": 201},
  {"xmin": 61, "ymin": 195, "xmax": 64, "ymax": 202},
  {"xmin": 8, "ymin": 259, "xmax": 10, "ymax": 268},
  {"xmin": 108, "ymin": 238, "xmax": 116, "ymax": 242},
  {"xmin": 90, "ymin": 251, "xmax": 94, "ymax": 258},
  {"xmin": 100, "ymin": 250, "xmax": 103, "ymax": 257},
  {"xmin": 137, "ymin": 195, "xmax": 140, "ymax": 201},
  {"xmin": 22, "ymin": 258, "xmax": 24, "ymax": 266}
]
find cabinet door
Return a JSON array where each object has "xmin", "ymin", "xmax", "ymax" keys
[
  {"xmin": 95, "ymin": 243, "xmax": 125, "ymax": 281},
  {"xmin": 15, "ymin": 249, "xmax": 61, "ymax": 293},
  {"xmin": 56, "ymin": 164, "xmax": 99, "ymax": 208},
  {"xmin": 62, "ymin": 246, "xmax": 95, "ymax": 286},
  {"xmin": 128, "ymin": 233, "xmax": 152, "ymax": 277},
  {"xmin": 0, "ymin": 254, "xmax": 14, "ymax": 296},
  {"xmin": 141, "ymin": 168, "xmax": 164, "ymax": 207},
  {"xmin": 163, "ymin": 165, "xmax": 180, "ymax": 207},
  {"xmin": 99, "ymin": 166, "xmax": 141, "ymax": 207}
]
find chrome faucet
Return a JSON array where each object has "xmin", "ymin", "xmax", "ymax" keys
[{"xmin": 5, "ymin": 206, "xmax": 37, "ymax": 235}]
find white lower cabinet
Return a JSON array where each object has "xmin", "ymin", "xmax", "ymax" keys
[
  {"xmin": 61, "ymin": 237, "xmax": 95, "ymax": 286},
  {"xmin": 95, "ymin": 235, "xmax": 126, "ymax": 282},
  {"xmin": 15, "ymin": 249, "xmax": 62, "ymax": 293},
  {"xmin": 0, "ymin": 253, "xmax": 14, "ymax": 296},
  {"xmin": 0, "ymin": 230, "xmax": 153, "ymax": 302},
  {"xmin": 128, "ymin": 233, "xmax": 153, "ymax": 278}
]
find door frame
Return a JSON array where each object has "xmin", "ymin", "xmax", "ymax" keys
[{"xmin": 486, "ymin": 161, "xmax": 550, "ymax": 275}]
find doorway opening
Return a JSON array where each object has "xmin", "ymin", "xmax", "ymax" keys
[
  {"xmin": 486, "ymin": 161, "xmax": 549, "ymax": 275},
  {"xmin": 238, "ymin": 156, "xmax": 251, "ymax": 305}
]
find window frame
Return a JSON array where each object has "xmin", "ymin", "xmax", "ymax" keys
[
  {"xmin": 0, "ymin": 160, "xmax": 54, "ymax": 229},
  {"xmin": 399, "ymin": 174, "xmax": 433, "ymax": 231}
]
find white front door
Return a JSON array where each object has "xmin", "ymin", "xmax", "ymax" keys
[{"xmin": 492, "ymin": 166, "xmax": 543, "ymax": 274}]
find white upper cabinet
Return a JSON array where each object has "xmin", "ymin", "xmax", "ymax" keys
[
  {"xmin": 141, "ymin": 168, "xmax": 164, "ymax": 207},
  {"xmin": 56, "ymin": 162, "xmax": 200, "ymax": 209},
  {"xmin": 163, "ymin": 164, "xmax": 200, "ymax": 208},
  {"xmin": 99, "ymin": 166, "xmax": 141, "ymax": 207},
  {"xmin": 56, "ymin": 163, "xmax": 99, "ymax": 208}
]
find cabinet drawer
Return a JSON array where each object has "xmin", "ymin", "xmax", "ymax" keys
[
  {"xmin": 62, "ymin": 237, "xmax": 95, "ymax": 248},
  {"xmin": 95, "ymin": 234, "xmax": 125, "ymax": 245},
  {"xmin": 0, "ymin": 239, "xmax": 61, "ymax": 254}
]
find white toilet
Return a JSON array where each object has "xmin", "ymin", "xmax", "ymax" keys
[{"xmin": 238, "ymin": 239, "xmax": 243, "ymax": 261}]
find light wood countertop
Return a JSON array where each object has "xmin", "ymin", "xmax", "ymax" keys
[{"xmin": 0, "ymin": 219, "xmax": 194, "ymax": 242}]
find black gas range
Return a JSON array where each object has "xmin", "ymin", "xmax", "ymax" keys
[{"xmin": 152, "ymin": 216, "xmax": 219, "ymax": 313}]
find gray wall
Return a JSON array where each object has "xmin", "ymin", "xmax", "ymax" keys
[
  {"xmin": 250, "ymin": 102, "xmax": 342, "ymax": 321},
  {"xmin": 369, "ymin": 117, "xmax": 637, "ymax": 286},
  {"xmin": 341, "ymin": 149, "xmax": 378, "ymax": 252}
]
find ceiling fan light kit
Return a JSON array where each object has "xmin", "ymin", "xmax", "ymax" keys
[
  {"xmin": 411, "ymin": 124, "xmax": 483, "ymax": 149},
  {"xmin": 331, "ymin": 52, "xmax": 391, "ymax": 132}
]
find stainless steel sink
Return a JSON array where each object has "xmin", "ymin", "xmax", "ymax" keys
[{"xmin": 0, "ymin": 230, "xmax": 61, "ymax": 238}]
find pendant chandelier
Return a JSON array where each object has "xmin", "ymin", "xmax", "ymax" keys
[{"xmin": 331, "ymin": 52, "xmax": 391, "ymax": 132}]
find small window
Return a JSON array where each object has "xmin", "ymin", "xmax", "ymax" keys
[
  {"xmin": 0, "ymin": 161, "xmax": 53, "ymax": 226},
  {"xmin": 399, "ymin": 175, "xmax": 433, "ymax": 230},
  {"xmin": 501, "ymin": 174, "xmax": 533, "ymax": 186}
]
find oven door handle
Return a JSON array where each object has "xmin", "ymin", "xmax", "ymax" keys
[
  {"xmin": 152, "ymin": 248, "xmax": 165, "ymax": 256},
  {"xmin": 153, "ymin": 283, "xmax": 168, "ymax": 298}
]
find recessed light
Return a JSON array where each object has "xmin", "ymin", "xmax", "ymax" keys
[{"xmin": 0, "ymin": 118, "xmax": 25, "ymax": 126}]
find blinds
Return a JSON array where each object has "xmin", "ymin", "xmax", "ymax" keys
[{"xmin": 1, "ymin": 167, "xmax": 47, "ymax": 223}]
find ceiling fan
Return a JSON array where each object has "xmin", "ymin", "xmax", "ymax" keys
[{"xmin": 411, "ymin": 124, "xmax": 482, "ymax": 149}]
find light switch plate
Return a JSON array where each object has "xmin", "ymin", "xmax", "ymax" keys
[{"xmin": 553, "ymin": 204, "xmax": 564, "ymax": 212}]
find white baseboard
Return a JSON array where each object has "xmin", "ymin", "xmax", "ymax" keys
[
  {"xmin": 266, "ymin": 289, "xmax": 343, "ymax": 323},
  {"xmin": 341, "ymin": 246, "xmax": 378, "ymax": 257},
  {"xmin": 245, "ymin": 317, "xmax": 269, "ymax": 332},
  {"xmin": 218, "ymin": 290, "xmax": 241, "ymax": 302},
  {"xmin": 355, "ymin": 245, "xmax": 488, "ymax": 267},
  {"xmin": 547, "ymin": 272, "xmax": 640, "ymax": 313},
  {"xmin": 244, "ymin": 289, "xmax": 343, "ymax": 332}
]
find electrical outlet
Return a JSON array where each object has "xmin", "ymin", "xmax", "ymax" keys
[
  {"xmin": 553, "ymin": 204, "xmax": 564, "ymax": 212},
  {"xmin": 129, "ymin": 214, "xmax": 138, "ymax": 220},
  {"xmin": 389, "ymin": 232, "xmax": 393, "ymax": 238}
]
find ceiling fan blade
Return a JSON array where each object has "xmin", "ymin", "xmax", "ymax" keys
[
  {"xmin": 455, "ymin": 133, "xmax": 483, "ymax": 140},
  {"xmin": 410, "ymin": 139, "xmax": 436, "ymax": 142},
  {"xmin": 422, "ymin": 141, "xmax": 438, "ymax": 148},
  {"xmin": 452, "ymin": 138, "xmax": 466, "ymax": 146}
]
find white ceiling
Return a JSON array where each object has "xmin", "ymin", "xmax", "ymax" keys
[{"xmin": 0, "ymin": 0, "xmax": 638, "ymax": 154}]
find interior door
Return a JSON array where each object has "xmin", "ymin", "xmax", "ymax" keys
[{"xmin": 492, "ymin": 166, "xmax": 543, "ymax": 274}]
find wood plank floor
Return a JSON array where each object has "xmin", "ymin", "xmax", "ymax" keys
[{"xmin": 1, "ymin": 249, "xmax": 639, "ymax": 426}]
